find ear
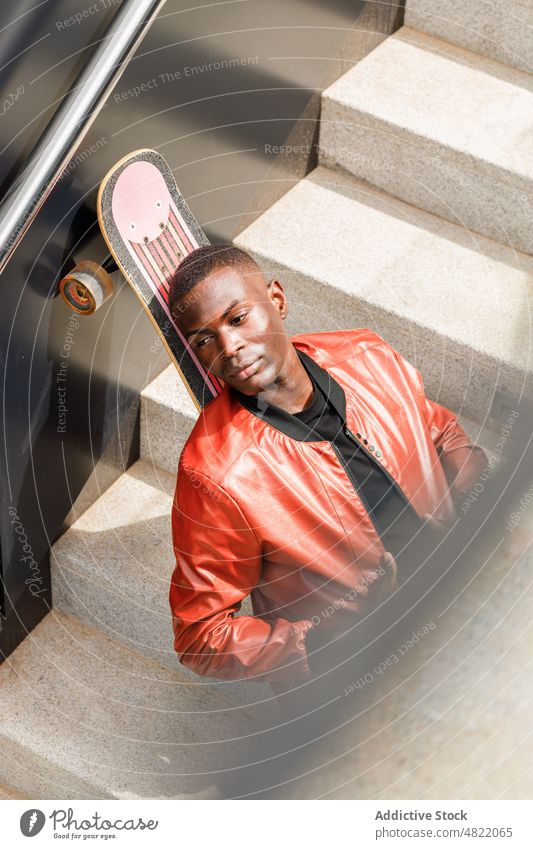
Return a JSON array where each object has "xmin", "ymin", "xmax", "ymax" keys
[{"xmin": 267, "ymin": 278, "xmax": 288, "ymax": 319}]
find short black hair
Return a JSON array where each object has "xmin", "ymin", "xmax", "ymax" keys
[{"xmin": 168, "ymin": 243, "xmax": 262, "ymax": 319}]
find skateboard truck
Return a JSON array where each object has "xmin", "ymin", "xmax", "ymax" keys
[{"xmin": 59, "ymin": 258, "xmax": 116, "ymax": 315}]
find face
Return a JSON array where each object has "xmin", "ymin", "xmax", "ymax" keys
[{"xmin": 173, "ymin": 264, "xmax": 292, "ymax": 394}]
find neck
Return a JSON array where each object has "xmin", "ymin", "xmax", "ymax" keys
[{"xmin": 255, "ymin": 345, "xmax": 314, "ymax": 413}]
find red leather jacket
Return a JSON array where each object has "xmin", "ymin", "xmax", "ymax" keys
[{"xmin": 169, "ymin": 328, "xmax": 487, "ymax": 683}]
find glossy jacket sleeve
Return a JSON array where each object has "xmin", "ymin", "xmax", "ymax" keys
[
  {"xmin": 387, "ymin": 344, "xmax": 488, "ymax": 505},
  {"xmin": 362, "ymin": 325, "xmax": 489, "ymax": 506},
  {"xmin": 169, "ymin": 459, "xmax": 315, "ymax": 682}
]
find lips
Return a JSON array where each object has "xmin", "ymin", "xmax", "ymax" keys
[{"xmin": 230, "ymin": 358, "xmax": 262, "ymax": 380}]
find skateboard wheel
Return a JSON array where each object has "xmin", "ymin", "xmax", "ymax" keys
[{"xmin": 59, "ymin": 260, "xmax": 113, "ymax": 315}]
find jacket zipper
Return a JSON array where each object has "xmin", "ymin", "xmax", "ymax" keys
[
  {"xmin": 343, "ymin": 425, "xmax": 414, "ymax": 509},
  {"xmin": 329, "ymin": 426, "xmax": 418, "ymax": 538},
  {"xmin": 330, "ymin": 440, "xmax": 385, "ymax": 539}
]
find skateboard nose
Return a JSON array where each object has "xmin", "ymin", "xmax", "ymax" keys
[{"xmin": 112, "ymin": 161, "xmax": 170, "ymax": 242}]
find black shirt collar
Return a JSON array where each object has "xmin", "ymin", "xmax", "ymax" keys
[
  {"xmin": 232, "ymin": 347, "xmax": 347, "ymax": 442},
  {"xmin": 291, "ymin": 376, "xmax": 324, "ymax": 423}
]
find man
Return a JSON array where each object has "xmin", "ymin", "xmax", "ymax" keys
[{"xmin": 167, "ymin": 244, "xmax": 487, "ymax": 691}]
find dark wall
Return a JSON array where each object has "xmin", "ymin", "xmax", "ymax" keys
[{"xmin": 0, "ymin": 0, "xmax": 403, "ymax": 659}]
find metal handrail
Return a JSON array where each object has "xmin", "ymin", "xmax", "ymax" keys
[{"xmin": 0, "ymin": 0, "xmax": 166, "ymax": 274}]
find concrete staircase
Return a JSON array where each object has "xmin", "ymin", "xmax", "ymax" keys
[
  {"xmin": 319, "ymin": 27, "xmax": 533, "ymax": 255},
  {"xmin": 1, "ymin": 0, "xmax": 532, "ymax": 800},
  {"xmin": 236, "ymin": 22, "xmax": 533, "ymax": 426},
  {"xmin": 406, "ymin": 0, "xmax": 533, "ymax": 74}
]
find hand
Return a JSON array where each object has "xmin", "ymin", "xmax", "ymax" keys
[
  {"xmin": 377, "ymin": 550, "xmax": 398, "ymax": 597},
  {"xmin": 352, "ymin": 552, "xmax": 399, "ymax": 613}
]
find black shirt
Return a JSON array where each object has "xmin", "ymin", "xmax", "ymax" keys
[{"xmin": 289, "ymin": 372, "xmax": 423, "ymax": 561}]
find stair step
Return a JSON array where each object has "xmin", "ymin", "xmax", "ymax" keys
[
  {"xmin": 235, "ymin": 164, "xmax": 533, "ymax": 425},
  {"xmin": 51, "ymin": 458, "xmax": 274, "ymax": 708},
  {"xmin": 320, "ymin": 27, "xmax": 533, "ymax": 254},
  {"xmin": 0, "ymin": 609, "xmax": 274, "ymax": 799},
  {"xmin": 141, "ymin": 364, "xmax": 197, "ymax": 475},
  {"xmin": 405, "ymin": 0, "xmax": 533, "ymax": 74}
]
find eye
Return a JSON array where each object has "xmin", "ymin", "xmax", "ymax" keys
[
  {"xmin": 230, "ymin": 312, "xmax": 248, "ymax": 324},
  {"xmin": 130, "ymin": 222, "xmax": 136, "ymax": 230},
  {"xmin": 196, "ymin": 336, "xmax": 211, "ymax": 349},
  {"xmin": 155, "ymin": 200, "xmax": 162, "ymax": 208}
]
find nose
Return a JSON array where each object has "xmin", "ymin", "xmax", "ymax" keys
[{"xmin": 218, "ymin": 325, "xmax": 245, "ymax": 361}]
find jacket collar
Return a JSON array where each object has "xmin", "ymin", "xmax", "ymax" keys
[{"xmin": 232, "ymin": 346, "xmax": 347, "ymax": 442}]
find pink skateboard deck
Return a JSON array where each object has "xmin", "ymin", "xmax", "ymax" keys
[{"xmin": 97, "ymin": 148, "xmax": 224, "ymax": 410}]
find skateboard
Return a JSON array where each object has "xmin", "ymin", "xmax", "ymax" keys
[{"xmin": 61, "ymin": 149, "xmax": 224, "ymax": 410}]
